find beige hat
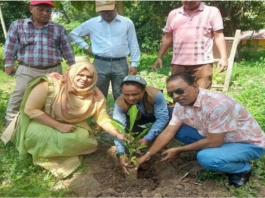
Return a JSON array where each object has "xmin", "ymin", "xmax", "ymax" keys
[{"xmin": 96, "ymin": 1, "xmax": 115, "ymax": 12}]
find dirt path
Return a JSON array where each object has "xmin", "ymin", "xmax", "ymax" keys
[{"xmin": 54, "ymin": 136, "xmax": 235, "ymax": 197}]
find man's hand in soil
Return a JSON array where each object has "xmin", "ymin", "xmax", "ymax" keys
[
  {"xmin": 119, "ymin": 155, "xmax": 129, "ymax": 175},
  {"xmin": 160, "ymin": 147, "xmax": 181, "ymax": 163},
  {"xmin": 135, "ymin": 154, "xmax": 151, "ymax": 170}
]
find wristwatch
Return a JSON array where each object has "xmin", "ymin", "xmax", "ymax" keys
[{"xmin": 146, "ymin": 151, "xmax": 153, "ymax": 157}]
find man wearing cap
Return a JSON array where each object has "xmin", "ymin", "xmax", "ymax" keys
[
  {"xmin": 4, "ymin": 0, "xmax": 75, "ymax": 126},
  {"xmin": 69, "ymin": 1, "xmax": 140, "ymax": 101},
  {"xmin": 113, "ymin": 75, "xmax": 170, "ymax": 174}
]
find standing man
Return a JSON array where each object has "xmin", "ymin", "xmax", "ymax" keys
[
  {"xmin": 113, "ymin": 75, "xmax": 169, "ymax": 174},
  {"xmin": 152, "ymin": 1, "xmax": 227, "ymax": 89},
  {"xmin": 136, "ymin": 73, "xmax": 265, "ymax": 188},
  {"xmin": 4, "ymin": 0, "xmax": 75, "ymax": 126},
  {"xmin": 69, "ymin": 1, "xmax": 140, "ymax": 100}
]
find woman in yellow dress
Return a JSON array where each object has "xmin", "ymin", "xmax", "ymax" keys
[{"xmin": 14, "ymin": 62, "xmax": 127, "ymax": 178}]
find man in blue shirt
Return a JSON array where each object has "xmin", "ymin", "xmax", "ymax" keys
[
  {"xmin": 113, "ymin": 75, "xmax": 170, "ymax": 174},
  {"xmin": 70, "ymin": 1, "xmax": 140, "ymax": 100}
]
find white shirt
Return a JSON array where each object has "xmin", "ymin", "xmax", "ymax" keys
[{"xmin": 69, "ymin": 14, "xmax": 140, "ymax": 67}]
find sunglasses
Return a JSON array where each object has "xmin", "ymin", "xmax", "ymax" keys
[{"xmin": 167, "ymin": 85, "xmax": 189, "ymax": 98}]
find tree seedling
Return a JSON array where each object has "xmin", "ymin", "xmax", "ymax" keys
[{"xmin": 111, "ymin": 105, "xmax": 152, "ymax": 179}]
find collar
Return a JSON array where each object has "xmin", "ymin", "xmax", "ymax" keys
[
  {"xmin": 27, "ymin": 17, "xmax": 53, "ymax": 26},
  {"xmin": 179, "ymin": 2, "xmax": 204, "ymax": 14},
  {"xmin": 97, "ymin": 14, "xmax": 121, "ymax": 23},
  {"xmin": 192, "ymin": 87, "xmax": 203, "ymax": 108}
]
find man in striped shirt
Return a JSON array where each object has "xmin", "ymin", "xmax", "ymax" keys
[
  {"xmin": 152, "ymin": 1, "xmax": 227, "ymax": 89},
  {"xmin": 4, "ymin": 0, "xmax": 75, "ymax": 126}
]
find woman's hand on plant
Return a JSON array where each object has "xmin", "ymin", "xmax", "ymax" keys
[
  {"xmin": 160, "ymin": 148, "xmax": 181, "ymax": 163},
  {"xmin": 137, "ymin": 138, "xmax": 149, "ymax": 146},
  {"xmin": 119, "ymin": 155, "xmax": 129, "ymax": 175},
  {"xmin": 56, "ymin": 123, "xmax": 76, "ymax": 133}
]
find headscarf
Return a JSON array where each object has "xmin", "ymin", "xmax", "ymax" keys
[{"xmin": 52, "ymin": 62, "xmax": 99, "ymax": 123}]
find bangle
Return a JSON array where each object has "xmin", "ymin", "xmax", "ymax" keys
[{"xmin": 146, "ymin": 151, "xmax": 153, "ymax": 157}]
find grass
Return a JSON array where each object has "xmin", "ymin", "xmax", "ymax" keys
[{"xmin": 0, "ymin": 51, "xmax": 265, "ymax": 196}]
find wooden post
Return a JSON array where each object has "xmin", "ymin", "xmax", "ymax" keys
[
  {"xmin": 0, "ymin": 4, "xmax": 7, "ymax": 38},
  {"xmin": 116, "ymin": 1, "xmax": 124, "ymax": 16},
  {"xmin": 223, "ymin": 30, "xmax": 241, "ymax": 92}
]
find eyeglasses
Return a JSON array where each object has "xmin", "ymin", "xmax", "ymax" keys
[{"xmin": 167, "ymin": 85, "xmax": 190, "ymax": 98}]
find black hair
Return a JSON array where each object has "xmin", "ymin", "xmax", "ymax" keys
[
  {"xmin": 166, "ymin": 73, "xmax": 195, "ymax": 85},
  {"xmin": 121, "ymin": 81, "xmax": 146, "ymax": 90}
]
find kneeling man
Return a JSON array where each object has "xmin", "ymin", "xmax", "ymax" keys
[
  {"xmin": 113, "ymin": 75, "xmax": 170, "ymax": 174},
  {"xmin": 136, "ymin": 73, "xmax": 265, "ymax": 188}
]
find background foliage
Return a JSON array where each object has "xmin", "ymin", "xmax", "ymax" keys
[
  {"xmin": 0, "ymin": 44, "xmax": 265, "ymax": 196},
  {"xmin": 0, "ymin": 1, "xmax": 265, "ymax": 196},
  {"xmin": 1, "ymin": 1, "xmax": 265, "ymax": 53}
]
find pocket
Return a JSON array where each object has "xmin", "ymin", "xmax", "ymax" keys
[
  {"xmin": 120, "ymin": 34, "xmax": 128, "ymax": 45},
  {"xmin": 202, "ymin": 26, "xmax": 212, "ymax": 37},
  {"xmin": 18, "ymin": 29, "xmax": 34, "ymax": 46},
  {"xmin": 42, "ymin": 39, "xmax": 57, "ymax": 48}
]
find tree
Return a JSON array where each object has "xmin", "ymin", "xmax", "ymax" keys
[
  {"xmin": 208, "ymin": 1, "xmax": 265, "ymax": 36},
  {"xmin": 0, "ymin": 1, "xmax": 30, "ymax": 44},
  {"xmin": 51, "ymin": 1, "xmax": 265, "ymax": 54}
]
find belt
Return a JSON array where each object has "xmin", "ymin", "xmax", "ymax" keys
[
  {"xmin": 94, "ymin": 55, "xmax": 126, "ymax": 61},
  {"xmin": 19, "ymin": 62, "xmax": 61, "ymax": 70}
]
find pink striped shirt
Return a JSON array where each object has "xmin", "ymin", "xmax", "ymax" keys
[
  {"xmin": 170, "ymin": 88, "xmax": 265, "ymax": 148},
  {"xmin": 164, "ymin": 3, "xmax": 223, "ymax": 65}
]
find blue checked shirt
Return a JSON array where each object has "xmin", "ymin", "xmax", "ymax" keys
[{"xmin": 4, "ymin": 17, "xmax": 75, "ymax": 67}]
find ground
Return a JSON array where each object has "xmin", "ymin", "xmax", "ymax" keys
[{"xmin": 52, "ymin": 134, "xmax": 235, "ymax": 197}]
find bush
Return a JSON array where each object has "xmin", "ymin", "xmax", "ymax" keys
[{"xmin": 0, "ymin": 44, "xmax": 5, "ymax": 71}]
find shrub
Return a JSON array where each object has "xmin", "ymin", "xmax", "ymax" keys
[{"xmin": 0, "ymin": 44, "xmax": 5, "ymax": 71}]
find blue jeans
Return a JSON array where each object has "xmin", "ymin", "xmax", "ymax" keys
[{"xmin": 175, "ymin": 124, "xmax": 265, "ymax": 173}]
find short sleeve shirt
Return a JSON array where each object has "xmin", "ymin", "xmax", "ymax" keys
[
  {"xmin": 169, "ymin": 88, "xmax": 265, "ymax": 148},
  {"xmin": 164, "ymin": 3, "xmax": 224, "ymax": 65}
]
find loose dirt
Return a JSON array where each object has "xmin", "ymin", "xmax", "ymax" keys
[{"xmin": 54, "ymin": 135, "xmax": 235, "ymax": 197}]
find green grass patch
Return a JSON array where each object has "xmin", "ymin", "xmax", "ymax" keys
[{"xmin": 0, "ymin": 51, "xmax": 265, "ymax": 196}]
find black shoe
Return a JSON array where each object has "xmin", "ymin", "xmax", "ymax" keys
[{"xmin": 226, "ymin": 170, "xmax": 251, "ymax": 188}]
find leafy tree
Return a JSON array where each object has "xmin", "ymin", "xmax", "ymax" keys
[
  {"xmin": 208, "ymin": 1, "xmax": 265, "ymax": 36},
  {"xmin": 124, "ymin": 1, "xmax": 180, "ymax": 54},
  {"xmin": 0, "ymin": 1, "xmax": 30, "ymax": 44},
  {"xmin": 53, "ymin": 1, "xmax": 96, "ymax": 26}
]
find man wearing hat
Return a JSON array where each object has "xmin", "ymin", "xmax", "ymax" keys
[
  {"xmin": 4, "ymin": 0, "xmax": 75, "ymax": 126},
  {"xmin": 70, "ymin": 1, "xmax": 140, "ymax": 101},
  {"xmin": 113, "ymin": 75, "xmax": 170, "ymax": 174}
]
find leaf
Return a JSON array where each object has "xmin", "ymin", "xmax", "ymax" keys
[
  {"xmin": 110, "ymin": 118, "xmax": 126, "ymax": 135},
  {"xmin": 130, "ymin": 156, "xmax": 137, "ymax": 166},
  {"xmin": 132, "ymin": 127, "xmax": 150, "ymax": 144},
  {"xmin": 128, "ymin": 105, "xmax": 138, "ymax": 132},
  {"xmin": 133, "ymin": 144, "xmax": 147, "ymax": 150}
]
